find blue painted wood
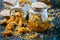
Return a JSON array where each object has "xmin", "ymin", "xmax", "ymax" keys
[
  {"xmin": 51, "ymin": 0, "xmax": 60, "ymax": 8},
  {"xmin": 0, "ymin": 0, "xmax": 60, "ymax": 40}
]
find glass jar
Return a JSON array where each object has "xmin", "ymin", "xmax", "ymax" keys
[
  {"xmin": 10, "ymin": 1, "xmax": 27, "ymax": 18},
  {"xmin": 28, "ymin": 2, "xmax": 48, "ymax": 32},
  {"xmin": 29, "ymin": 2, "xmax": 48, "ymax": 22}
]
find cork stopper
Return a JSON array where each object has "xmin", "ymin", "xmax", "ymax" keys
[
  {"xmin": 0, "ymin": 9, "xmax": 10, "ymax": 17},
  {"xmin": 31, "ymin": 2, "xmax": 47, "ymax": 11}
]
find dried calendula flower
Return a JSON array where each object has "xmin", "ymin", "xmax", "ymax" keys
[
  {"xmin": 48, "ymin": 5, "xmax": 51, "ymax": 8},
  {"xmin": 49, "ymin": 23, "xmax": 54, "ymax": 29},
  {"xmin": 19, "ymin": 0, "xmax": 29, "ymax": 3},
  {"xmin": 5, "ymin": 24, "xmax": 12, "ymax": 31},
  {"xmin": 32, "ymin": 14, "xmax": 41, "ymax": 20},
  {"xmin": 48, "ymin": 9, "xmax": 56, "ymax": 12},
  {"xmin": 18, "ymin": 18, "xmax": 23, "ymax": 27},
  {"xmin": 18, "ymin": 0, "xmax": 31, "ymax": 7},
  {"xmin": 57, "ymin": 12, "xmax": 60, "ymax": 15},
  {"xmin": 14, "ymin": 12, "xmax": 23, "ymax": 18},
  {"xmin": 1, "ymin": 30, "xmax": 13, "ymax": 37},
  {"xmin": 25, "ymin": 32, "xmax": 38, "ymax": 39},
  {"xmin": 1, "ymin": 18, "xmax": 7, "ymax": 24},
  {"xmin": 17, "ymin": 27, "xmax": 29, "ymax": 33},
  {"xmin": 28, "ymin": 14, "xmax": 41, "ymax": 22},
  {"xmin": 5, "ymin": 21, "xmax": 17, "ymax": 31},
  {"xmin": 57, "ymin": 12, "xmax": 60, "ymax": 17},
  {"xmin": 48, "ymin": 17, "xmax": 55, "ymax": 21},
  {"xmin": 6, "ymin": 16, "xmax": 15, "ymax": 24},
  {"xmin": 28, "ymin": 21, "xmax": 49, "ymax": 32},
  {"xmin": 14, "ymin": 27, "xmax": 31, "ymax": 36}
]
